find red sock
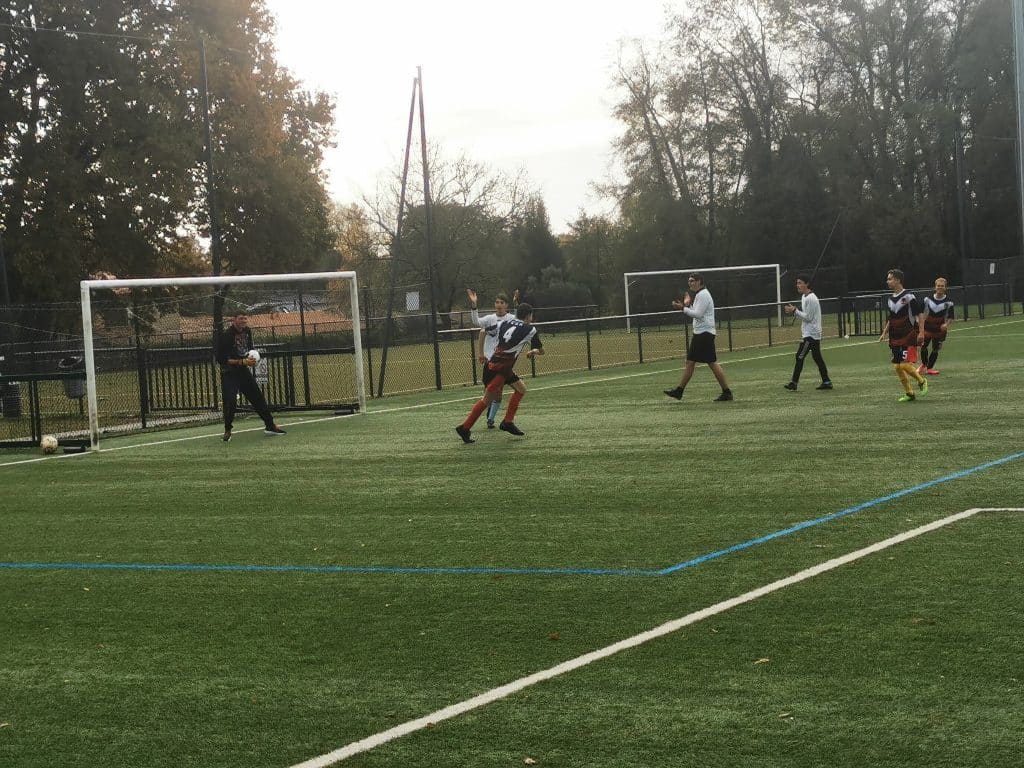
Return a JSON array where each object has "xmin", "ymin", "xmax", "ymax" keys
[
  {"xmin": 463, "ymin": 399, "xmax": 488, "ymax": 429},
  {"xmin": 503, "ymin": 391, "xmax": 524, "ymax": 422}
]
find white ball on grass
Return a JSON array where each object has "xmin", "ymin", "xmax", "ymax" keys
[{"xmin": 40, "ymin": 435, "xmax": 59, "ymax": 454}]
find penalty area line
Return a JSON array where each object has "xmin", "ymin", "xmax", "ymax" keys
[{"xmin": 286, "ymin": 507, "xmax": 1024, "ymax": 768}]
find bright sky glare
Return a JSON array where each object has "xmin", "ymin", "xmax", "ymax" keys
[{"xmin": 263, "ymin": 1, "xmax": 676, "ymax": 231}]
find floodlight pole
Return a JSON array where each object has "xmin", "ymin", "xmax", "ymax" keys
[
  {"xmin": 198, "ymin": 35, "xmax": 225, "ymax": 338},
  {"xmin": 1015, "ymin": 0, "xmax": 1024, "ymax": 262},
  {"xmin": 377, "ymin": 77, "xmax": 419, "ymax": 398},
  {"xmin": 0, "ymin": 231, "xmax": 9, "ymax": 306},
  {"xmin": 954, "ymin": 124, "xmax": 971, "ymax": 289},
  {"xmin": 417, "ymin": 66, "xmax": 443, "ymax": 391}
]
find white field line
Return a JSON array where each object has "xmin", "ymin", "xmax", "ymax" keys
[
  {"xmin": 3, "ymin": 316, "xmax": 1021, "ymax": 469},
  {"xmin": 287, "ymin": 507, "xmax": 1024, "ymax": 768}
]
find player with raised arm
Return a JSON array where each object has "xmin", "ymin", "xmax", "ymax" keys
[
  {"xmin": 456, "ymin": 303, "xmax": 543, "ymax": 443},
  {"xmin": 878, "ymin": 269, "xmax": 928, "ymax": 402},
  {"xmin": 466, "ymin": 287, "xmax": 518, "ymax": 428},
  {"xmin": 662, "ymin": 272, "xmax": 734, "ymax": 402},
  {"xmin": 918, "ymin": 277, "xmax": 954, "ymax": 375}
]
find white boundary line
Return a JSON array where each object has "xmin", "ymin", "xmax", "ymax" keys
[
  {"xmin": 287, "ymin": 508, "xmax": 1024, "ymax": 767},
  {"xmin": 3, "ymin": 316, "xmax": 1021, "ymax": 470}
]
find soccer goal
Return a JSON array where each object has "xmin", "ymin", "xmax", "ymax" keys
[
  {"xmin": 79, "ymin": 271, "xmax": 365, "ymax": 448},
  {"xmin": 623, "ymin": 264, "xmax": 782, "ymax": 332}
]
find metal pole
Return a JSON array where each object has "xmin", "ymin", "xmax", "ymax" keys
[
  {"xmin": 417, "ymin": 66, "xmax": 443, "ymax": 391},
  {"xmin": 1014, "ymin": 0, "xmax": 1024, "ymax": 261},
  {"xmin": 624, "ymin": 274, "xmax": 631, "ymax": 333},
  {"xmin": 348, "ymin": 277, "xmax": 366, "ymax": 413},
  {"xmin": 198, "ymin": 36, "xmax": 225, "ymax": 342},
  {"xmin": 0, "ymin": 231, "xmax": 10, "ymax": 305},
  {"xmin": 954, "ymin": 125, "xmax": 971, "ymax": 287},
  {"xmin": 298, "ymin": 289, "xmax": 311, "ymax": 406},
  {"xmin": 775, "ymin": 264, "xmax": 782, "ymax": 326},
  {"xmin": 377, "ymin": 77, "xmax": 419, "ymax": 398},
  {"xmin": 80, "ymin": 282, "xmax": 100, "ymax": 448}
]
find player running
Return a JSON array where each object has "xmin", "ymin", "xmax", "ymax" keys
[
  {"xmin": 456, "ymin": 303, "xmax": 543, "ymax": 443},
  {"xmin": 466, "ymin": 288, "xmax": 518, "ymax": 428},
  {"xmin": 918, "ymin": 277, "xmax": 954, "ymax": 375}
]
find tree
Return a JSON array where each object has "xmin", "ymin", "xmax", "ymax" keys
[
  {"xmin": 366, "ymin": 148, "xmax": 531, "ymax": 325},
  {"xmin": 561, "ymin": 212, "xmax": 618, "ymax": 311},
  {"xmin": 507, "ymin": 197, "xmax": 564, "ymax": 290},
  {"xmin": 0, "ymin": 0, "xmax": 337, "ymax": 305},
  {"xmin": 606, "ymin": 0, "xmax": 1018, "ymax": 290}
]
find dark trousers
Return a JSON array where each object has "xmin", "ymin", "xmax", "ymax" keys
[
  {"xmin": 221, "ymin": 369, "xmax": 274, "ymax": 430},
  {"xmin": 791, "ymin": 338, "xmax": 830, "ymax": 383},
  {"xmin": 920, "ymin": 338, "xmax": 943, "ymax": 368}
]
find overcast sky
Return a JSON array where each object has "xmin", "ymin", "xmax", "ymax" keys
[{"xmin": 262, "ymin": 1, "xmax": 675, "ymax": 231}]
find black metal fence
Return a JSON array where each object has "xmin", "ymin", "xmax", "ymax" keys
[{"xmin": 0, "ymin": 282, "xmax": 1017, "ymax": 445}]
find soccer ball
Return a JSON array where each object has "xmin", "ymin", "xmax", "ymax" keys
[
  {"xmin": 246, "ymin": 349, "xmax": 261, "ymax": 364},
  {"xmin": 40, "ymin": 435, "xmax": 59, "ymax": 454}
]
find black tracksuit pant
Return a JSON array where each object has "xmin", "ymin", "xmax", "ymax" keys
[
  {"xmin": 221, "ymin": 368, "xmax": 274, "ymax": 431},
  {"xmin": 791, "ymin": 337, "xmax": 830, "ymax": 383}
]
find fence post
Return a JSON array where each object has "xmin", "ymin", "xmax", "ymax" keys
[
  {"xmin": 727, "ymin": 311, "xmax": 733, "ymax": 351},
  {"xmin": 585, "ymin": 319, "xmax": 593, "ymax": 370},
  {"xmin": 132, "ymin": 307, "xmax": 149, "ymax": 429},
  {"xmin": 470, "ymin": 332, "xmax": 478, "ymax": 385},
  {"xmin": 636, "ymin": 316, "xmax": 644, "ymax": 363},
  {"xmin": 360, "ymin": 288, "xmax": 375, "ymax": 398},
  {"xmin": 767, "ymin": 312, "xmax": 773, "ymax": 347}
]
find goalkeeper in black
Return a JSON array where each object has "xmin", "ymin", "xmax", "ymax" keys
[{"xmin": 215, "ymin": 312, "xmax": 286, "ymax": 441}]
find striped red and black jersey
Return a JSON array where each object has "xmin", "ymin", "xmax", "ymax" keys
[
  {"xmin": 487, "ymin": 317, "xmax": 542, "ymax": 373},
  {"xmin": 886, "ymin": 289, "xmax": 920, "ymax": 346},
  {"xmin": 922, "ymin": 294, "xmax": 954, "ymax": 333}
]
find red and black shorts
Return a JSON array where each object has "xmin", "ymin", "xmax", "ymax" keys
[
  {"xmin": 890, "ymin": 344, "xmax": 919, "ymax": 365},
  {"xmin": 922, "ymin": 317, "xmax": 947, "ymax": 342},
  {"xmin": 483, "ymin": 363, "xmax": 519, "ymax": 389}
]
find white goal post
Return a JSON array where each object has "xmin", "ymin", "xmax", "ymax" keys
[
  {"xmin": 623, "ymin": 264, "xmax": 783, "ymax": 332},
  {"xmin": 79, "ymin": 271, "xmax": 365, "ymax": 448}
]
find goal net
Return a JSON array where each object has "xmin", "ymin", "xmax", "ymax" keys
[
  {"xmin": 79, "ymin": 271, "xmax": 365, "ymax": 448},
  {"xmin": 623, "ymin": 265, "xmax": 782, "ymax": 331}
]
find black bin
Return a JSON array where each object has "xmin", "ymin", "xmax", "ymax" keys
[{"xmin": 58, "ymin": 356, "xmax": 86, "ymax": 399}]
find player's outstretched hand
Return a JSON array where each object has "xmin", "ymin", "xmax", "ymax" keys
[
  {"xmin": 243, "ymin": 357, "xmax": 257, "ymax": 367},
  {"xmin": 466, "ymin": 288, "xmax": 478, "ymax": 306}
]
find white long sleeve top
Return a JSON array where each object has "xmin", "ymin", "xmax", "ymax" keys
[
  {"xmin": 794, "ymin": 292, "xmax": 822, "ymax": 340},
  {"xmin": 470, "ymin": 308, "xmax": 512, "ymax": 359},
  {"xmin": 682, "ymin": 288, "xmax": 716, "ymax": 335}
]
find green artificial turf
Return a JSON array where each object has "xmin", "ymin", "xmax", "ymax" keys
[{"xmin": 1, "ymin": 318, "xmax": 1022, "ymax": 767}]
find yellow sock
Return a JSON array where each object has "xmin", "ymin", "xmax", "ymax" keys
[
  {"xmin": 895, "ymin": 365, "xmax": 912, "ymax": 394},
  {"xmin": 901, "ymin": 362, "xmax": 925, "ymax": 384}
]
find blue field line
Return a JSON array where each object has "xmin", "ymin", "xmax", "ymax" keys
[
  {"xmin": 2, "ymin": 451, "xmax": 1021, "ymax": 579},
  {"xmin": 0, "ymin": 561, "xmax": 656, "ymax": 577},
  {"xmin": 657, "ymin": 450, "xmax": 1024, "ymax": 575}
]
